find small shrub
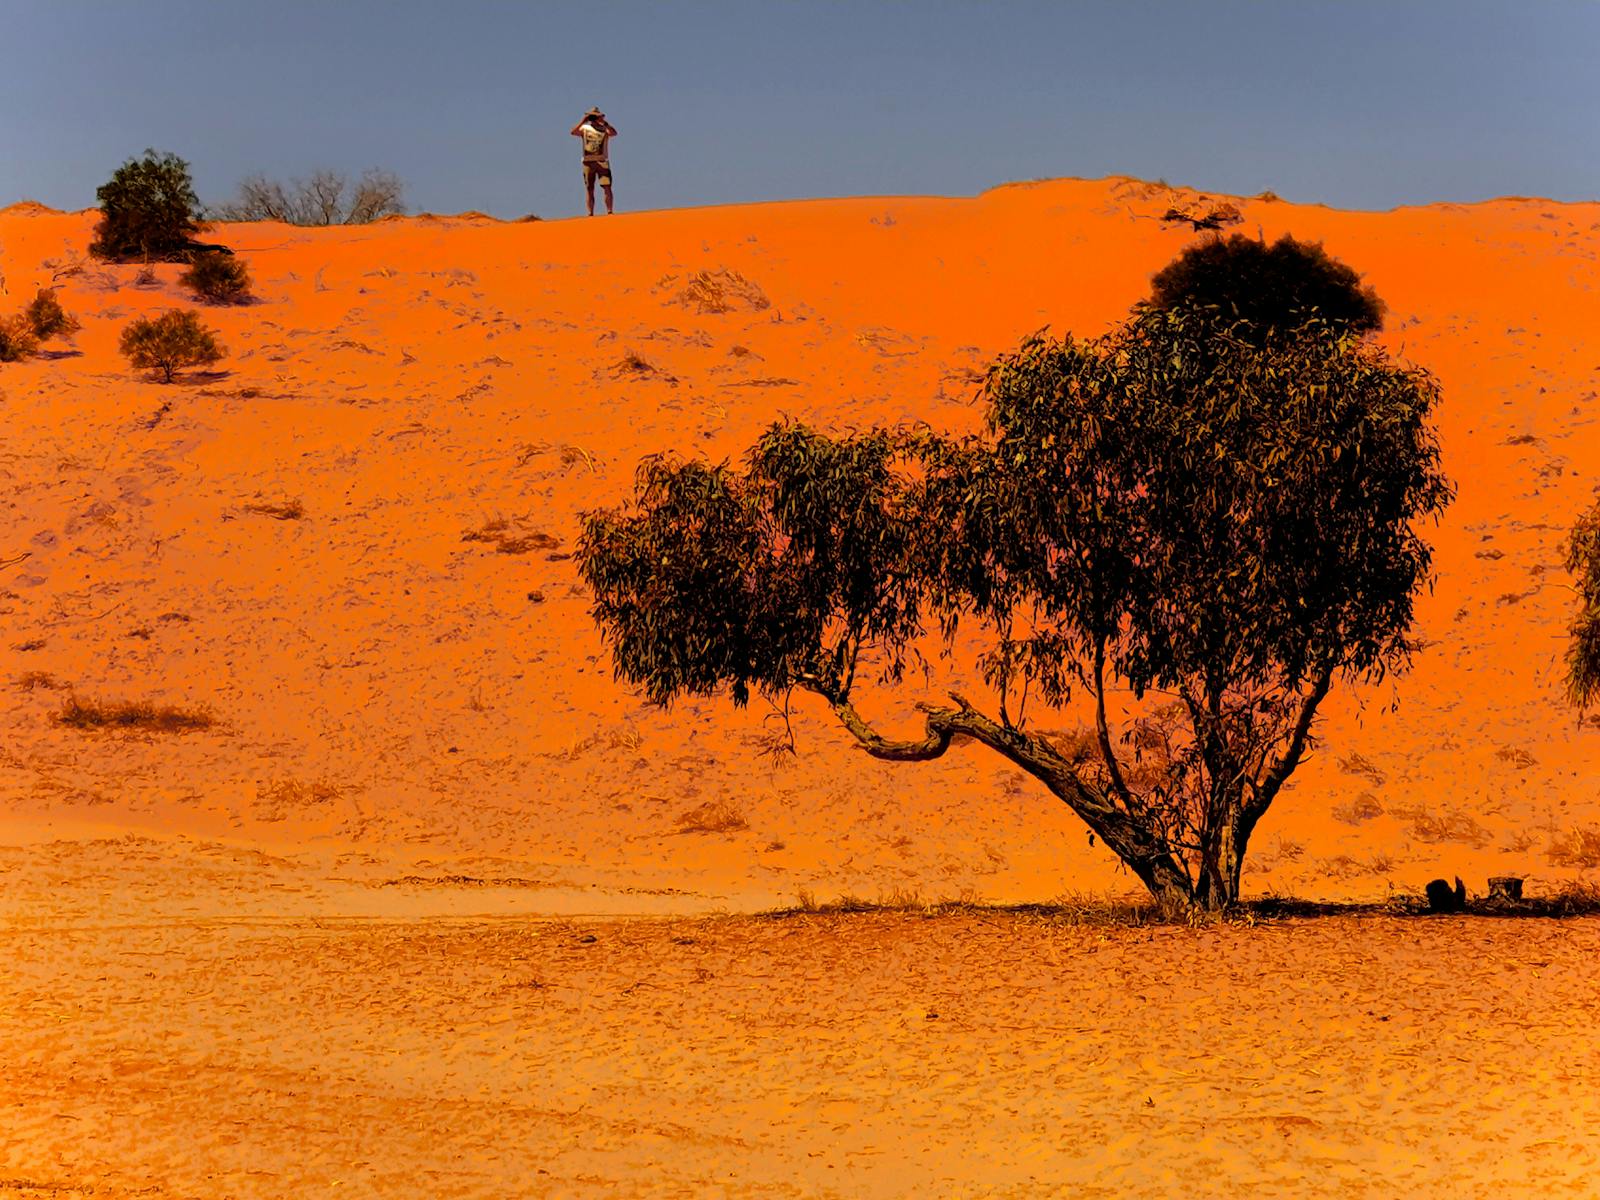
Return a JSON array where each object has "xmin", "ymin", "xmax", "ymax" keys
[
  {"xmin": 90, "ymin": 149, "xmax": 204, "ymax": 261},
  {"xmin": 56, "ymin": 695, "xmax": 215, "ymax": 732},
  {"xmin": 1147, "ymin": 232, "xmax": 1385, "ymax": 340},
  {"xmin": 0, "ymin": 315, "xmax": 39, "ymax": 363},
  {"xmin": 119, "ymin": 310, "xmax": 224, "ymax": 382},
  {"xmin": 180, "ymin": 251, "xmax": 252, "ymax": 305},
  {"xmin": 24, "ymin": 288, "xmax": 80, "ymax": 340}
]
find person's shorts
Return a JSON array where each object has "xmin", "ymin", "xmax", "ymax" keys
[{"xmin": 583, "ymin": 160, "xmax": 613, "ymax": 188}]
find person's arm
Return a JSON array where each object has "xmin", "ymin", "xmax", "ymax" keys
[
  {"xmin": 601, "ymin": 120, "xmax": 618, "ymax": 136},
  {"xmin": 570, "ymin": 122, "xmax": 586, "ymax": 136}
]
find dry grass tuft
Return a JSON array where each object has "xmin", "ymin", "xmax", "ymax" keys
[
  {"xmin": 1331, "ymin": 792, "xmax": 1385, "ymax": 824},
  {"xmin": 674, "ymin": 800, "xmax": 749, "ymax": 835},
  {"xmin": 1394, "ymin": 804, "xmax": 1491, "ymax": 848},
  {"xmin": 769, "ymin": 888, "xmax": 1167, "ymax": 925},
  {"xmin": 1547, "ymin": 825, "xmax": 1600, "ymax": 869},
  {"xmin": 461, "ymin": 516, "xmax": 560, "ymax": 555},
  {"xmin": 240, "ymin": 498, "xmax": 306, "ymax": 521},
  {"xmin": 16, "ymin": 670, "xmax": 57, "ymax": 691},
  {"xmin": 662, "ymin": 268, "xmax": 771, "ymax": 315},
  {"xmin": 56, "ymin": 696, "xmax": 215, "ymax": 733},
  {"xmin": 1337, "ymin": 753, "xmax": 1387, "ymax": 785}
]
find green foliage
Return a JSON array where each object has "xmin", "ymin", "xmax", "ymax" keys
[
  {"xmin": 24, "ymin": 288, "xmax": 79, "ymax": 340},
  {"xmin": 579, "ymin": 305, "xmax": 1450, "ymax": 908},
  {"xmin": 0, "ymin": 315, "xmax": 39, "ymax": 362},
  {"xmin": 1148, "ymin": 233, "xmax": 1385, "ymax": 339},
  {"xmin": 581, "ymin": 427, "xmax": 921, "ymax": 706},
  {"xmin": 180, "ymin": 251, "xmax": 253, "ymax": 305},
  {"xmin": 90, "ymin": 149, "xmax": 204, "ymax": 262},
  {"xmin": 1566, "ymin": 500, "xmax": 1600, "ymax": 711},
  {"xmin": 118, "ymin": 310, "xmax": 224, "ymax": 382}
]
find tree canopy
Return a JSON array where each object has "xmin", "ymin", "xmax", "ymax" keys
[
  {"xmin": 90, "ymin": 149, "xmax": 204, "ymax": 262},
  {"xmin": 579, "ymin": 304, "xmax": 1450, "ymax": 910},
  {"xmin": 1148, "ymin": 233, "xmax": 1385, "ymax": 340}
]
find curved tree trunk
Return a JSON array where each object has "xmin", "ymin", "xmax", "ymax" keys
[{"xmin": 823, "ymin": 689, "xmax": 1198, "ymax": 913}]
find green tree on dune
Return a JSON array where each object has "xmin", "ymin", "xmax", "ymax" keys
[
  {"xmin": 90, "ymin": 149, "xmax": 205, "ymax": 262},
  {"xmin": 577, "ymin": 259, "xmax": 1449, "ymax": 912}
]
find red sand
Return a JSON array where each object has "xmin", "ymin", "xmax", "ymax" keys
[
  {"xmin": 2, "ymin": 178, "xmax": 1598, "ymax": 1197},
  {"xmin": 2, "ymin": 177, "xmax": 1595, "ymax": 906}
]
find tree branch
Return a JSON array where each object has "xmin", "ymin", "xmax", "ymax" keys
[
  {"xmin": 809, "ymin": 684, "xmax": 1196, "ymax": 907},
  {"xmin": 1246, "ymin": 664, "xmax": 1335, "ymax": 823},
  {"xmin": 1092, "ymin": 637, "xmax": 1137, "ymax": 810}
]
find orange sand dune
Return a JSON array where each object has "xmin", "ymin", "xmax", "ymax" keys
[{"xmin": 2, "ymin": 176, "xmax": 1598, "ymax": 908}]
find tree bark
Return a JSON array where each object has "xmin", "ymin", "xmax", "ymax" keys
[{"xmin": 822, "ymin": 690, "xmax": 1197, "ymax": 912}]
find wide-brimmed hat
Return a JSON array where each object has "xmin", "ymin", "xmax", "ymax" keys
[{"xmin": 584, "ymin": 106, "xmax": 604, "ymax": 117}]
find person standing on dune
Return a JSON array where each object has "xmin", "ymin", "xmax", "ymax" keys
[{"xmin": 571, "ymin": 106, "xmax": 618, "ymax": 216}]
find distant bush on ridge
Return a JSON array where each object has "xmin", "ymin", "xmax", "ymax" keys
[
  {"xmin": 1148, "ymin": 233, "xmax": 1385, "ymax": 339},
  {"xmin": 91, "ymin": 149, "xmax": 206, "ymax": 262},
  {"xmin": 213, "ymin": 169, "xmax": 405, "ymax": 225}
]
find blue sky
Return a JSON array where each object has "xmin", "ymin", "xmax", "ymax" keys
[{"xmin": 2, "ymin": 1, "xmax": 1596, "ymax": 219}]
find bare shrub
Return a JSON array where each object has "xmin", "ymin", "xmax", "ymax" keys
[
  {"xmin": 214, "ymin": 169, "xmax": 406, "ymax": 225},
  {"xmin": 180, "ymin": 251, "xmax": 253, "ymax": 305},
  {"xmin": 56, "ymin": 695, "xmax": 215, "ymax": 732},
  {"xmin": 119, "ymin": 310, "xmax": 224, "ymax": 382}
]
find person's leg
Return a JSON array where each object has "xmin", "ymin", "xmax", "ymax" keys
[
  {"xmin": 599, "ymin": 165, "xmax": 614, "ymax": 215},
  {"xmin": 602, "ymin": 184, "xmax": 614, "ymax": 215},
  {"xmin": 584, "ymin": 163, "xmax": 597, "ymax": 216}
]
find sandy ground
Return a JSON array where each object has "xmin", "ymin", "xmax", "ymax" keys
[
  {"xmin": 3, "ymin": 178, "xmax": 1600, "ymax": 1195},
  {"xmin": 5, "ymin": 881, "xmax": 1598, "ymax": 1198}
]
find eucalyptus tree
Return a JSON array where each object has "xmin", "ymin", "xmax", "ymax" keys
[{"xmin": 579, "ymin": 304, "xmax": 1450, "ymax": 910}]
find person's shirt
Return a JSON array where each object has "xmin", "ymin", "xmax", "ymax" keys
[{"xmin": 579, "ymin": 122, "xmax": 611, "ymax": 163}]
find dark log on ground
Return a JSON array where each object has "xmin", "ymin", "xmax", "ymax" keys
[{"xmin": 1426, "ymin": 877, "xmax": 1467, "ymax": 913}]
